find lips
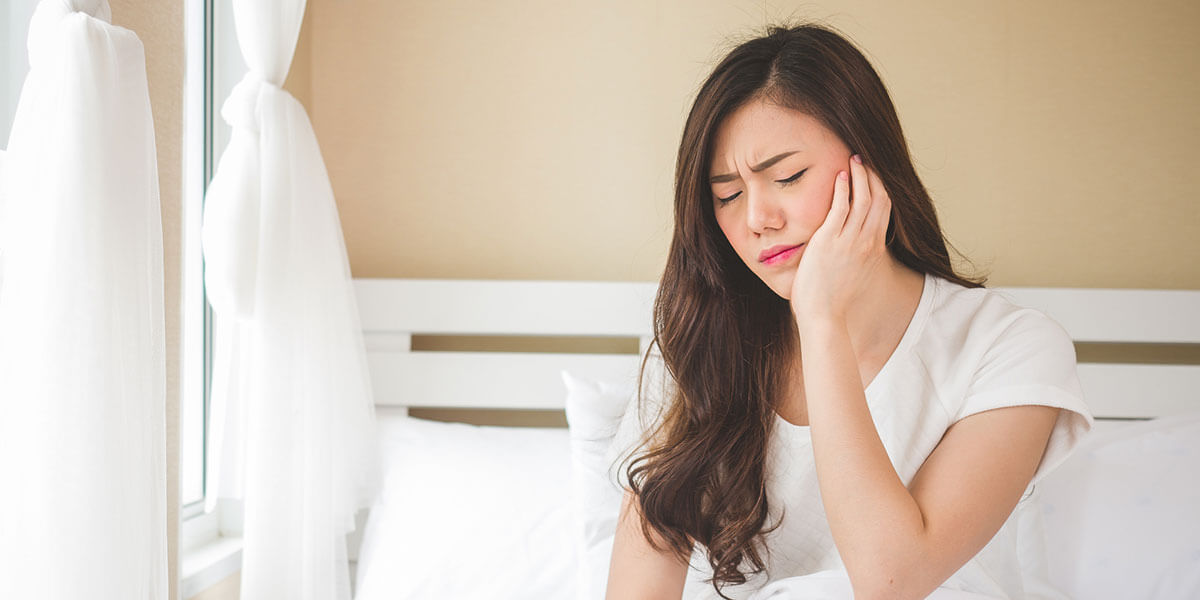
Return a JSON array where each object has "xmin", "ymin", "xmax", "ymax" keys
[{"xmin": 758, "ymin": 244, "xmax": 804, "ymax": 265}]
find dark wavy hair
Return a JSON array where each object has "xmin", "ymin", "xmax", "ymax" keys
[{"xmin": 624, "ymin": 23, "xmax": 985, "ymax": 598}]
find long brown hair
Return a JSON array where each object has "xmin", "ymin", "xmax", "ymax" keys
[{"xmin": 624, "ymin": 23, "xmax": 984, "ymax": 597}]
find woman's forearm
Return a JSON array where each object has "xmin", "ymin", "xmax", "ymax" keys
[
  {"xmin": 799, "ymin": 317, "xmax": 929, "ymax": 599},
  {"xmin": 606, "ymin": 490, "xmax": 689, "ymax": 600}
]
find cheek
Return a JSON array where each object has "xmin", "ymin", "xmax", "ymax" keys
[
  {"xmin": 713, "ymin": 211, "xmax": 743, "ymax": 253},
  {"xmin": 792, "ymin": 185, "xmax": 836, "ymax": 227},
  {"xmin": 792, "ymin": 177, "xmax": 840, "ymax": 226}
]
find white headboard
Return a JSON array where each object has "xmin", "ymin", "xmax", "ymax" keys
[
  {"xmin": 353, "ymin": 279, "xmax": 1200, "ymax": 425},
  {"xmin": 995, "ymin": 287, "xmax": 1199, "ymax": 421},
  {"xmin": 355, "ymin": 279, "xmax": 656, "ymax": 412}
]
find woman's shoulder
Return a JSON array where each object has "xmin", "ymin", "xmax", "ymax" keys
[
  {"xmin": 909, "ymin": 274, "xmax": 1077, "ymax": 390},
  {"xmin": 924, "ymin": 274, "xmax": 1071, "ymax": 350},
  {"xmin": 923, "ymin": 276, "xmax": 1093, "ymax": 484}
]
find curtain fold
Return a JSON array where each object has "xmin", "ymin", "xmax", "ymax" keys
[
  {"xmin": 0, "ymin": 1, "xmax": 167, "ymax": 599},
  {"xmin": 201, "ymin": 0, "xmax": 379, "ymax": 598}
]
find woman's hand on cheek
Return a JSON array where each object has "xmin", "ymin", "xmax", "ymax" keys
[{"xmin": 789, "ymin": 155, "xmax": 893, "ymax": 334}]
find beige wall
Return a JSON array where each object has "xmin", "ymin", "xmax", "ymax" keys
[
  {"xmin": 297, "ymin": 0, "xmax": 1198, "ymax": 289},
  {"xmin": 108, "ymin": 2, "xmax": 183, "ymax": 599}
]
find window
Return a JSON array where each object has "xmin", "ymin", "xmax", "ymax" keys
[
  {"xmin": 180, "ymin": 0, "xmax": 212, "ymax": 521},
  {"xmin": 181, "ymin": 0, "xmax": 245, "ymax": 550}
]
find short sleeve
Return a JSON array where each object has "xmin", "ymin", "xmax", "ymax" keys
[{"xmin": 955, "ymin": 309, "xmax": 1094, "ymax": 486}]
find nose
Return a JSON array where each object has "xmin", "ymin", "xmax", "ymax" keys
[{"xmin": 745, "ymin": 187, "xmax": 784, "ymax": 234}]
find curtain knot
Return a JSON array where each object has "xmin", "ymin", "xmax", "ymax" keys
[{"xmin": 221, "ymin": 73, "xmax": 285, "ymax": 134}]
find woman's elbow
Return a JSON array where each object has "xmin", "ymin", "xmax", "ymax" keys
[
  {"xmin": 850, "ymin": 580, "xmax": 924, "ymax": 600},
  {"xmin": 846, "ymin": 563, "xmax": 936, "ymax": 600},
  {"xmin": 850, "ymin": 579, "xmax": 908, "ymax": 600}
]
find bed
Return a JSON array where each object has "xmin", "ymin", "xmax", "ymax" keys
[{"xmin": 346, "ymin": 278, "xmax": 1200, "ymax": 599}]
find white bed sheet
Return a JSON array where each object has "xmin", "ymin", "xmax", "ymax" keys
[
  {"xmin": 354, "ymin": 406, "xmax": 1200, "ymax": 600},
  {"xmin": 354, "ymin": 414, "xmax": 577, "ymax": 599}
]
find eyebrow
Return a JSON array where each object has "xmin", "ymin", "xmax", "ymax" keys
[{"xmin": 709, "ymin": 151, "xmax": 800, "ymax": 184}]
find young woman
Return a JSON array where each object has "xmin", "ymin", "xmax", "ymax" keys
[{"xmin": 607, "ymin": 24, "xmax": 1092, "ymax": 600}]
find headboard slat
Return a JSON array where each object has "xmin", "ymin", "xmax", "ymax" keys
[
  {"xmin": 367, "ymin": 351, "xmax": 640, "ymax": 409},
  {"xmin": 1077, "ymin": 363, "xmax": 1200, "ymax": 419},
  {"xmin": 355, "ymin": 279, "xmax": 657, "ymax": 336},
  {"xmin": 995, "ymin": 288, "xmax": 1200, "ymax": 344}
]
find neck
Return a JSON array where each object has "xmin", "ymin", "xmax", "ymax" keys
[{"xmin": 842, "ymin": 256, "xmax": 925, "ymax": 360}]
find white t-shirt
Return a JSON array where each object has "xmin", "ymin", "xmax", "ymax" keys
[{"xmin": 613, "ymin": 272, "xmax": 1093, "ymax": 599}]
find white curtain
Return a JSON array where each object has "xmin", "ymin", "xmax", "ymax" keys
[
  {"xmin": 201, "ymin": 0, "xmax": 379, "ymax": 597},
  {"xmin": 0, "ymin": 1, "xmax": 167, "ymax": 599}
]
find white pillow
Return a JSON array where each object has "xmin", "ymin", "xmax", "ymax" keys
[
  {"xmin": 562, "ymin": 367, "xmax": 715, "ymax": 600},
  {"xmin": 562, "ymin": 371, "xmax": 634, "ymax": 600},
  {"xmin": 354, "ymin": 413, "xmax": 577, "ymax": 600},
  {"xmin": 1037, "ymin": 411, "xmax": 1200, "ymax": 599}
]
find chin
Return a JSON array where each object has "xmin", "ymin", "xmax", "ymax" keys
[{"xmin": 762, "ymin": 274, "xmax": 793, "ymax": 300}]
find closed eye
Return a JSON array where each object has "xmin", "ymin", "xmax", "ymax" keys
[
  {"xmin": 777, "ymin": 168, "xmax": 807, "ymax": 184},
  {"xmin": 715, "ymin": 168, "xmax": 805, "ymax": 204}
]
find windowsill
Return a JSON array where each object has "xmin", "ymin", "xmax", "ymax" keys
[{"xmin": 181, "ymin": 535, "xmax": 242, "ymax": 599}]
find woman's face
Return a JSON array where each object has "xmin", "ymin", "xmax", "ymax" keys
[{"xmin": 709, "ymin": 98, "xmax": 852, "ymax": 300}]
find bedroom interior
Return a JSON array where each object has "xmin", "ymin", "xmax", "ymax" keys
[
  {"xmin": 0, "ymin": 0, "xmax": 1194, "ymax": 599},
  {"xmin": 190, "ymin": 0, "xmax": 1200, "ymax": 598}
]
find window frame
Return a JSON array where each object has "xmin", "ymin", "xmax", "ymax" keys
[{"xmin": 180, "ymin": 0, "xmax": 221, "ymax": 542}]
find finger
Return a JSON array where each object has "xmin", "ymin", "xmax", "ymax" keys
[
  {"xmin": 862, "ymin": 166, "xmax": 892, "ymax": 242},
  {"xmin": 818, "ymin": 169, "xmax": 852, "ymax": 237},
  {"xmin": 846, "ymin": 155, "xmax": 873, "ymax": 233}
]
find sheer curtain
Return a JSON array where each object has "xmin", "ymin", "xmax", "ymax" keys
[
  {"xmin": 201, "ymin": 0, "xmax": 379, "ymax": 598},
  {"xmin": 0, "ymin": 1, "xmax": 167, "ymax": 599}
]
